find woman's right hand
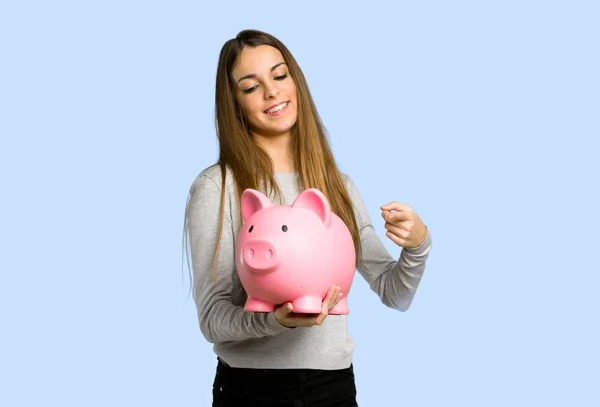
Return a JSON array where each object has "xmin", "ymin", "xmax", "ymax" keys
[{"xmin": 274, "ymin": 286, "xmax": 343, "ymax": 328}]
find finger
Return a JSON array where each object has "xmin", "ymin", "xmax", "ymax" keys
[
  {"xmin": 383, "ymin": 211, "xmax": 412, "ymax": 222},
  {"xmin": 320, "ymin": 285, "xmax": 335, "ymax": 309},
  {"xmin": 381, "ymin": 209, "xmax": 411, "ymax": 221},
  {"xmin": 275, "ymin": 302, "xmax": 294, "ymax": 319},
  {"xmin": 282, "ymin": 302, "xmax": 294, "ymax": 315},
  {"xmin": 325, "ymin": 285, "xmax": 337, "ymax": 301},
  {"xmin": 384, "ymin": 223, "xmax": 410, "ymax": 239},
  {"xmin": 315, "ymin": 307, "xmax": 330, "ymax": 325},
  {"xmin": 314, "ymin": 287, "xmax": 338, "ymax": 325},
  {"xmin": 331, "ymin": 292, "xmax": 343, "ymax": 310},
  {"xmin": 319, "ymin": 290, "xmax": 344, "ymax": 325},
  {"xmin": 386, "ymin": 230, "xmax": 406, "ymax": 247},
  {"xmin": 327, "ymin": 286, "xmax": 341, "ymax": 309},
  {"xmin": 381, "ymin": 202, "xmax": 413, "ymax": 212},
  {"xmin": 299, "ymin": 312, "xmax": 324, "ymax": 327}
]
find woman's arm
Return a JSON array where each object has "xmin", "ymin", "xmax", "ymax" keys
[
  {"xmin": 186, "ymin": 173, "xmax": 289, "ymax": 343},
  {"xmin": 345, "ymin": 176, "xmax": 432, "ymax": 311}
]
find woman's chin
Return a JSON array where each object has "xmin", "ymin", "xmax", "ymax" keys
[{"xmin": 254, "ymin": 123, "xmax": 296, "ymax": 139}]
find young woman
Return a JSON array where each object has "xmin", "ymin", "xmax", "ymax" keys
[{"xmin": 184, "ymin": 29, "xmax": 432, "ymax": 407}]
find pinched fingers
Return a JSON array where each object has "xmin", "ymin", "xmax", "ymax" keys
[
  {"xmin": 382, "ymin": 209, "xmax": 413, "ymax": 226},
  {"xmin": 381, "ymin": 202, "xmax": 414, "ymax": 213}
]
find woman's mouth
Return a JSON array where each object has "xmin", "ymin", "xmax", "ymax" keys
[{"xmin": 264, "ymin": 102, "xmax": 289, "ymax": 116}]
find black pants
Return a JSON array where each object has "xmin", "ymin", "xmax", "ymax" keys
[{"xmin": 212, "ymin": 358, "xmax": 359, "ymax": 406}]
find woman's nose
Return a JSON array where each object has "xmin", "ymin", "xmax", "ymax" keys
[{"xmin": 263, "ymin": 83, "xmax": 280, "ymax": 99}]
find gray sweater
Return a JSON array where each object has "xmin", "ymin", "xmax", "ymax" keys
[{"xmin": 185, "ymin": 164, "xmax": 432, "ymax": 370}]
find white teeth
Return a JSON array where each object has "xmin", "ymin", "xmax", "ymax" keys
[{"xmin": 266, "ymin": 102, "xmax": 288, "ymax": 114}]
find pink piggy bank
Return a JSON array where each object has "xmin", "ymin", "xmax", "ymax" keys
[{"xmin": 235, "ymin": 188, "xmax": 356, "ymax": 314}]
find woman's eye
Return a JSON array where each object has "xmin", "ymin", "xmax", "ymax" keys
[
  {"xmin": 274, "ymin": 73, "xmax": 287, "ymax": 81},
  {"xmin": 242, "ymin": 86, "xmax": 258, "ymax": 94}
]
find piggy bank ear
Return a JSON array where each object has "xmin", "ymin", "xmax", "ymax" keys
[
  {"xmin": 291, "ymin": 188, "xmax": 332, "ymax": 228},
  {"xmin": 241, "ymin": 189, "xmax": 274, "ymax": 222}
]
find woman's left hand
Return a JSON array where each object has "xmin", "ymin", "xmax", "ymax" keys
[{"xmin": 381, "ymin": 201, "xmax": 428, "ymax": 249}]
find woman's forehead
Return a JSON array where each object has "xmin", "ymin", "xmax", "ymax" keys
[{"xmin": 232, "ymin": 45, "xmax": 286, "ymax": 81}]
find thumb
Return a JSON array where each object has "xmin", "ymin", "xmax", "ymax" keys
[
  {"xmin": 381, "ymin": 202, "xmax": 410, "ymax": 212},
  {"xmin": 277, "ymin": 302, "xmax": 293, "ymax": 317}
]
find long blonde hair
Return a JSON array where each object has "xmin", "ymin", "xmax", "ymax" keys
[{"xmin": 184, "ymin": 29, "xmax": 361, "ymax": 287}]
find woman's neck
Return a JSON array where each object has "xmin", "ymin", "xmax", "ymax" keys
[{"xmin": 253, "ymin": 132, "xmax": 295, "ymax": 173}]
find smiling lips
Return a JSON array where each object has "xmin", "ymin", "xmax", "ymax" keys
[{"xmin": 264, "ymin": 101, "xmax": 289, "ymax": 116}]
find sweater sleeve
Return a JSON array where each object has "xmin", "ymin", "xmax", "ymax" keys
[
  {"xmin": 186, "ymin": 173, "xmax": 289, "ymax": 343},
  {"xmin": 345, "ymin": 176, "xmax": 432, "ymax": 311}
]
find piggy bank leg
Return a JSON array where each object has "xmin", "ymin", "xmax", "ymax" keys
[
  {"xmin": 244, "ymin": 296, "xmax": 275, "ymax": 313},
  {"xmin": 291, "ymin": 296, "xmax": 323, "ymax": 314},
  {"xmin": 328, "ymin": 297, "xmax": 349, "ymax": 315}
]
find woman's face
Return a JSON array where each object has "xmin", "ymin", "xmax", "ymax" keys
[{"xmin": 231, "ymin": 45, "xmax": 298, "ymax": 139}]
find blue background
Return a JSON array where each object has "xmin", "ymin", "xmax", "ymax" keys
[{"xmin": 1, "ymin": 1, "xmax": 599, "ymax": 406}]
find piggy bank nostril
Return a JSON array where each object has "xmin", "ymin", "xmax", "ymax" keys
[
  {"xmin": 249, "ymin": 249, "xmax": 255, "ymax": 258},
  {"xmin": 266, "ymin": 250, "xmax": 273, "ymax": 259}
]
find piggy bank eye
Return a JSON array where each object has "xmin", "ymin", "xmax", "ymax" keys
[
  {"xmin": 281, "ymin": 225, "xmax": 288, "ymax": 232},
  {"xmin": 248, "ymin": 225, "xmax": 254, "ymax": 233}
]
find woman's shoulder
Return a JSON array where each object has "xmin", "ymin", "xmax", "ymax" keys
[
  {"xmin": 188, "ymin": 163, "xmax": 234, "ymax": 194},
  {"xmin": 193, "ymin": 163, "xmax": 223, "ymax": 183},
  {"xmin": 339, "ymin": 172, "xmax": 360, "ymax": 195},
  {"xmin": 338, "ymin": 172, "xmax": 370, "ymax": 227}
]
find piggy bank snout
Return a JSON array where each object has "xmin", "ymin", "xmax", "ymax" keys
[{"xmin": 242, "ymin": 238, "xmax": 280, "ymax": 274}]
